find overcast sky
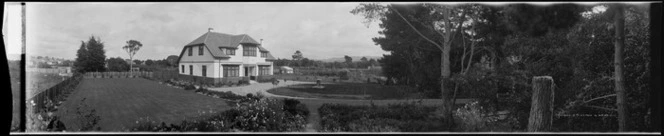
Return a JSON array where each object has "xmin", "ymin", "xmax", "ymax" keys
[{"xmin": 20, "ymin": 2, "xmax": 387, "ymax": 60}]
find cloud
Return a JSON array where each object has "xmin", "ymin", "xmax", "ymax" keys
[{"xmin": 25, "ymin": 2, "xmax": 388, "ymax": 60}]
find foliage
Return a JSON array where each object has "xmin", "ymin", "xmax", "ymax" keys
[
  {"xmin": 194, "ymin": 88, "xmax": 248, "ymax": 102},
  {"xmin": 318, "ymin": 102, "xmax": 448, "ymax": 132},
  {"xmin": 106, "ymin": 57, "xmax": 130, "ymax": 72},
  {"xmin": 74, "ymin": 98, "xmax": 101, "ymax": 131},
  {"xmin": 282, "ymin": 98, "xmax": 310, "ymax": 117},
  {"xmin": 73, "ymin": 36, "xmax": 107, "ymax": 72},
  {"xmin": 130, "ymin": 98, "xmax": 308, "ymax": 132}
]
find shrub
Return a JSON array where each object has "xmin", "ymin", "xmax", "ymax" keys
[
  {"xmin": 283, "ymin": 98, "xmax": 309, "ymax": 117},
  {"xmin": 130, "ymin": 98, "xmax": 307, "ymax": 132},
  {"xmin": 318, "ymin": 102, "xmax": 446, "ymax": 132},
  {"xmin": 183, "ymin": 84, "xmax": 196, "ymax": 90}
]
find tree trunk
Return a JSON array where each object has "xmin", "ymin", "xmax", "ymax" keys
[
  {"xmin": 129, "ymin": 57, "xmax": 133, "ymax": 77},
  {"xmin": 613, "ymin": 4, "xmax": 628, "ymax": 132},
  {"xmin": 439, "ymin": 7, "xmax": 454, "ymax": 127},
  {"xmin": 527, "ymin": 76, "xmax": 555, "ymax": 132}
]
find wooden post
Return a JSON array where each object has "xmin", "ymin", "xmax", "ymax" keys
[{"xmin": 528, "ymin": 76, "xmax": 555, "ymax": 132}]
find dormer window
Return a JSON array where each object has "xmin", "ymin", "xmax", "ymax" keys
[
  {"xmin": 188, "ymin": 46, "xmax": 192, "ymax": 56},
  {"xmin": 243, "ymin": 45, "xmax": 257, "ymax": 57},
  {"xmin": 261, "ymin": 52, "xmax": 267, "ymax": 58},
  {"xmin": 198, "ymin": 45, "xmax": 204, "ymax": 55},
  {"xmin": 226, "ymin": 48, "xmax": 236, "ymax": 55}
]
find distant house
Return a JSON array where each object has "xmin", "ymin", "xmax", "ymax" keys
[
  {"xmin": 280, "ymin": 66, "xmax": 293, "ymax": 74},
  {"xmin": 177, "ymin": 30, "xmax": 276, "ymax": 83}
]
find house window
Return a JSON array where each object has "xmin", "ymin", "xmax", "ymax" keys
[
  {"xmin": 202, "ymin": 65, "xmax": 207, "ymax": 77},
  {"xmin": 259, "ymin": 65, "xmax": 271, "ymax": 76},
  {"xmin": 199, "ymin": 46, "xmax": 204, "ymax": 55},
  {"xmin": 243, "ymin": 45, "xmax": 257, "ymax": 56},
  {"xmin": 188, "ymin": 46, "xmax": 192, "ymax": 56},
  {"xmin": 226, "ymin": 48, "xmax": 235, "ymax": 55},
  {"xmin": 261, "ymin": 52, "xmax": 267, "ymax": 58},
  {"xmin": 181, "ymin": 65, "xmax": 184, "ymax": 73},
  {"xmin": 223, "ymin": 65, "xmax": 239, "ymax": 77},
  {"xmin": 189, "ymin": 65, "xmax": 193, "ymax": 75}
]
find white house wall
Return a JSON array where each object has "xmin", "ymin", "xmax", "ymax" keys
[{"xmin": 178, "ymin": 42, "xmax": 274, "ymax": 78}]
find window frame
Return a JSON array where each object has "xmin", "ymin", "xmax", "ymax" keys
[
  {"xmin": 243, "ymin": 45, "xmax": 257, "ymax": 57},
  {"xmin": 188, "ymin": 46, "xmax": 192, "ymax": 56},
  {"xmin": 202, "ymin": 65, "xmax": 207, "ymax": 77},
  {"xmin": 189, "ymin": 65, "xmax": 193, "ymax": 75},
  {"xmin": 258, "ymin": 65, "xmax": 271, "ymax": 76},
  {"xmin": 260, "ymin": 52, "xmax": 267, "ymax": 58},
  {"xmin": 223, "ymin": 65, "xmax": 239, "ymax": 77},
  {"xmin": 199, "ymin": 46, "xmax": 204, "ymax": 56},
  {"xmin": 226, "ymin": 48, "xmax": 235, "ymax": 55},
  {"xmin": 181, "ymin": 65, "xmax": 184, "ymax": 73}
]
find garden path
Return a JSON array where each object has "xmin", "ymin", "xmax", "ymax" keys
[{"xmin": 207, "ymin": 80, "xmax": 473, "ymax": 132}]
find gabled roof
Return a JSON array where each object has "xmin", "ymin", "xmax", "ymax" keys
[{"xmin": 180, "ymin": 31, "xmax": 277, "ymax": 61}]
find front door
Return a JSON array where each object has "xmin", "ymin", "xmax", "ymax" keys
[{"xmin": 244, "ymin": 66, "xmax": 256, "ymax": 80}]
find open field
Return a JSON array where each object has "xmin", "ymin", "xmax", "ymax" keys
[
  {"xmin": 55, "ymin": 78, "xmax": 231, "ymax": 131},
  {"xmin": 266, "ymin": 83, "xmax": 419, "ymax": 100}
]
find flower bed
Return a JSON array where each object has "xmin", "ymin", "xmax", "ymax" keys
[
  {"xmin": 317, "ymin": 102, "xmax": 448, "ymax": 132},
  {"xmin": 130, "ymin": 97, "xmax": 308, "ymax": 132}
]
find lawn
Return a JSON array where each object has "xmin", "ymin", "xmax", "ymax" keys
[
  {"xmin": 266, "ymin": 83, "xmax": 419, "ymax": 100},
  {"xmin": 55, "ymin": 78, "xmax": 231, "ymax": 131}
]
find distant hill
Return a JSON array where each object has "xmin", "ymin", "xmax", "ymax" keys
[{"xmin": 318, "ymin": 56, "xmax": 382, "ymax": 62}]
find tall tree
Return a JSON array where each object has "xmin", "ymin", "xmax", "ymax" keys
[
  {"xmin": 353, "ymin": 3, "xmax": 468, "ymax": 126},
  {"xmin": 123, "ymin": 40, "xmax": 143, "ymax": 76},
  {"xmin": 85, "ymin": 36, "xmax": 106, "ymax": 72},
  {"xmin": 74, "ymin": 41, "xmax": 88, "ymax": 73},
  {"xmin": 609, "ymin": 4, "xmax": 628, "ymax": 132}
]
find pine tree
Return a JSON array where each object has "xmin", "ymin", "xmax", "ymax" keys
[
  {"xmin": 74, "ymin": 41, "xmax": 88, "ymax": 73},
  {"xmin": 85, "ymin": 36, "xmax": 107, "ymax": 72}
]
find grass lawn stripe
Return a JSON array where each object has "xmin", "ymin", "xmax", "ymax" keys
[{"xmin": 55, "ymin": 78, "xmax": 231, "ymax": 131}]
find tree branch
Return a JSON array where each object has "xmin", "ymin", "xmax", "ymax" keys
[
  {"xmin": 584, "ymin": 94, "xmax": 616, "ymax": 104},
  {"xmin": 389, "ymin": 5, "xmax": 443, "ymax": 51}
]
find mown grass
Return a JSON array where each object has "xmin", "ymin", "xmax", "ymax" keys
[
  {"xmin": 54, "ymin": 78, "xmax": 231, "ymax": 131},
  {"xmin": 266, "ymin": 83, "xmax": 418, "ymax": 100}
]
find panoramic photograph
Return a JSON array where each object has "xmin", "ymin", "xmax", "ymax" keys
[{"xmin": 5, "ymin": 2, "xmax": 660, "ymax": 134}]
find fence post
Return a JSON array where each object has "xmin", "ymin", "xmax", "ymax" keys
[{"xmin": 527, "ymin": 76, "xmax": 555, "ymax": 132}]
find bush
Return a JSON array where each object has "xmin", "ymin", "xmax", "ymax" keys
[
  {"xmin": 283, "ymin": 98, "xmax": 309, "ymax": 117},
  {"xmin": 130, "ymin": 98, "xmax": 307, "ymax": 132},
  {"xmin": 318, "ymin": 102, "xmax": 446, "ymax": 132}
]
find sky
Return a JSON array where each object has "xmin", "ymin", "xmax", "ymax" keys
[{"xmin": 19, "ymin": 2, "xmax": 388, "ymax": 60}]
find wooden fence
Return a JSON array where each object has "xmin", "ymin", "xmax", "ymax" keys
[
  {"xmin": 84, "ymin": 71, "xmax": 153, "ymax": 78},
  {"xmin": 28, "ymin": 73, "xmax": 83, "ymax": 113}
]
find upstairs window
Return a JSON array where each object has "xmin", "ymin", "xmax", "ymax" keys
[
  {"xmin": 181, "ymin": 65, "xmax": 184, "ymax": 73},
  {"xmin": 261, "ymin": 52, "xmax": 268, "ymax": 58},
  {"xmin": 243, "ymin": 45, "xmax": 257, "ymax": 57},
  {"xmin": 199, "ymin": 46, "xmax": 204, "ymax": 55},
  {"xmin": 188, "ymin": 46, "xmax": 192, "ymax": 56},
  {"xmin": 226, "ymin": 48, "xmax": 236, "ymax": 55}
]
